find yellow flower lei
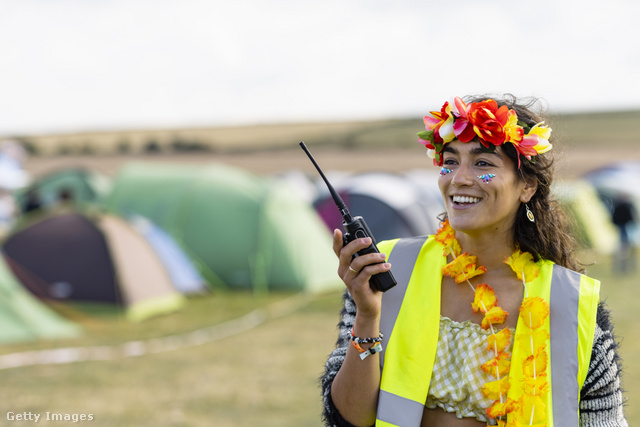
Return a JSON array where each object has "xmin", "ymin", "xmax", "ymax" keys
[{"xmin": 436, "ymin": 220, "xmax": 550, "ymax": 426}]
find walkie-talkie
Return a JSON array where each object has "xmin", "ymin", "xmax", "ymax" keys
[{"xmin": 299, "ymin": 142, "xmax": 397, "ymax": 292}]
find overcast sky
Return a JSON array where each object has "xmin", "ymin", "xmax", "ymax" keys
[{"xmin": 1, "ymin": 0, "xmax": 639, "ymax": 135}]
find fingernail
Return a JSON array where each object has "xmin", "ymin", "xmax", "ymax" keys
[
  {"xmin": 383, "ymin": 263, "xmax": 391, "ymax": 269},
  {"xmin": 363, "ymin": 237, "xmax": 371, "ymax": 244},
  {"xmin": 379, "ymin": 253, "xmax": 387, "ymax": 260}
]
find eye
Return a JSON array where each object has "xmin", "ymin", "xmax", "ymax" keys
[
  {"xmin": 476, "ymin": 160, "xmax": 493, "ymax": 167},
  {"xmin": 443, "ymin": 158, "xmax": 458, "ymax": 165}
]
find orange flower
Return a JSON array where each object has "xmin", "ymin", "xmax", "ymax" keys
[
  {"xmin": 523, "ymin": 349, "xmax": 548, "ymax": 378},
  {"xmin": 442, "ymin": 253, "xmax": 487, "ymax": 284},
  {"xmin": 519, "ymin": 297, "xmax": 550, "ymax": 329},
  {"xmin": 504, "ymin": 250, "xmax": 539, "ymax": 283},
  {"xmin": 481, "ymin": 306, "xmax": 509, "ymax": 329},
  {"xmin": 482, "ymin": 377, "xmax": 511, "ymax": 400},
  {"xmin": 481, "ymin": 351, "xmax": 511, "ymax": 377},
  {"xmin": 434, "ymin": 220, "xmax": 461, "ymax": 257},
  {"xmin": 487, "ymin": 327, "xmax": 512, "ymax": 354},
  {"xmin": 472, "ymin": 283, "xmax": 497, "ymax": 313},
  {"xmin": 486, "ymin": 397, "xmax": 518, "ymax": 419}
]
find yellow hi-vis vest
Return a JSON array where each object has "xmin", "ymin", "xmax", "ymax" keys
[{"xmin": 375, "ymin": 236, "xmax": 600, "ymax": 427}]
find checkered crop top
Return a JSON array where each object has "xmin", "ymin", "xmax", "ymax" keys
[{"xmin": 426, "ymin": 316, "xmax": 515, "ymax": 424}]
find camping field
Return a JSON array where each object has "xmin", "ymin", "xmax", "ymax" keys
[
  {"xmin": 3, "ymin": 112, "xmax": 640, "ymax": 426},
  {"xmin": 0, "ymin": 256, "xmax": 638, "ymax": 426}
]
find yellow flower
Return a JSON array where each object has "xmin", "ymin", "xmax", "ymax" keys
[
  {"xmin": 481, "ymin": 306, "xmax": 509, "ymax": 329},
  {"xmin": 487, "ymin": 327, "xmax": 512, "ymax": 354},
  {"xmin": 504, "ymin": 249, "xmax": 540, "ymax": 283},
  {"xmin": 482, "ymin": 377, "xmax": 510, "ymax": 400},
  {"xmin": 434, "ymin": 219, "xmax": 461, "ymax": 257},
  {"xmin": 518, "ymin": 394, "xmax": 547, "ymax": 424},
  {"xmin": 481, "ymin": 351, "xmax": 511, "ymax": 377},
  {"xmin": 529, "ymin": 122, "xmax": 553, "ymax": 154},
  {"xmin": 523, "ymin": 349, "xmax": 548, "ymax": 378},
  {"xmin": 515, "ymin": 328, "xmax": 549, "ymax": 351},
  {"xmin": 510, "ymin": 416, "xmax": 547, "ymax": 427},
  {"xmin": 519, "ymin": 297, "xmax": 550, "ymax": 329},
  {"xmin": 442, "ymin": 253, "xmax": 487, "ymax": 284},
  {"xmin": 472, "ymin": 283, "xmax": 497, "ymax": 314}
]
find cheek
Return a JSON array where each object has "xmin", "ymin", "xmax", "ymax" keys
[{"xmin": 437, "ymin": 176, "xmax": 448, "ymax": 194}]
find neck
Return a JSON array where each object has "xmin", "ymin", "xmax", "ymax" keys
[{"xmin": 455, "ymin": 228, "xmax": 516, "ymax": 272}]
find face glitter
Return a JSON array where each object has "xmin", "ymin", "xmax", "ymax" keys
[
  {"xmin": 440, "ymin": 168, "xmax": 452, "ymax": 176},
  {"xmin": 477, "ymin": 173, "xmax": 496, "ymax": 183}
]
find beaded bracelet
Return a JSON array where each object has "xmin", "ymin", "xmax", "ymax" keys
[{"xmin": 349, "ymin": 328, "xmax": 383, "ymax": 345}]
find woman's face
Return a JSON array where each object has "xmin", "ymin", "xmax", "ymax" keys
[{"xmin": 438, "ymin": 140, "xmax": 535, "ymax": 238}]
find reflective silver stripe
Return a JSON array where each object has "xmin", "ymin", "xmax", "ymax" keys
[
  {"xmin": 380, "ymin": 236, "xmax": 429, "ymax": 370},
  {"xmin": 550, "ymin": 265, "xmax": 581, "ymax": 426},
  {"xmin": 377, "ymin": 389, "xmax": 425, "ymax": 426}
]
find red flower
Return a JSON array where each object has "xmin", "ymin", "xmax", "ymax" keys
[{"xmin": 467, "ymin": 100, "xmax": 512, "ymax": 147}]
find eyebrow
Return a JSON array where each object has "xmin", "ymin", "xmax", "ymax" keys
[{"xmin": 443, "ymin": 145, "xmax": 503, "ymax": 158}]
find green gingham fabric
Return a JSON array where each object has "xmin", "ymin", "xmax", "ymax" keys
[{"xmin": 425, "ymin": 316, "xmax": 515, "ymax": 424}]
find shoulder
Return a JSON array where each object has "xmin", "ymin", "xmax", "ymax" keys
[{"xmin": 590, "ymin": 302, "xmax": 622, "ymax": 372}]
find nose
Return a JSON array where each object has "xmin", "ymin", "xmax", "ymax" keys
[{"xmin": 451, "ymin": 162, "xmax": 475, "ymax": 187}]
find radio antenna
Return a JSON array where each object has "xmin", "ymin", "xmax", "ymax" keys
[{"xmin": 299, "ymin": 141, "xmax": 353, "ymax": 222}]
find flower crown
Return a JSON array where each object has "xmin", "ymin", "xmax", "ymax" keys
[{"xmin": 417, "ymin": 97, "xmax": 552, "ymax": 168}]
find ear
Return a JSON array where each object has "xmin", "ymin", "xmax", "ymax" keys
[{"xmin": 520, "ymin": 178, "xmax": 538, "ymax": 203}]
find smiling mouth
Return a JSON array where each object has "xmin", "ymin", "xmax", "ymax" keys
[{"xmin": 452, "ymin": 195, "xmax": 481, "ymax": 205}]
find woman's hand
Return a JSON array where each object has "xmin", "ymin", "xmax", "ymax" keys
[
  {"xmin": 330, "ymin": 229, "xmax": 389, "ymax": 425},
  {"xmin": 333, "ymin": 229, "xmax": 390, "ymax": 318}
]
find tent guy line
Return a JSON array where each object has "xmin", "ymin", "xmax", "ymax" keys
[{"xmin": 0, "ymin": 292, "xmax": 311, "ymax": 370}]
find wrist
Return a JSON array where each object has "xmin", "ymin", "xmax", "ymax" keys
[{"xmin": 352, "ymin": 313, "xmax": 380, "ymax": 337}]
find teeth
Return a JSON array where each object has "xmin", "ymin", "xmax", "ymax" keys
[{"xmin": 453, "ymin": 196, "xmax": 480, "ymax": 204}]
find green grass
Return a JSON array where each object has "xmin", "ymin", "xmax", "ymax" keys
[
  {"xmin": 1, "ymin": 252, "xmax": 638, "ymax": 426},
  {"xmin": 585, "ymin": 252, "xmax": 640, "ymax": 422},
  {"xmin": 0, "ymin": 291, "xmax": 343, "ymax": 426}
]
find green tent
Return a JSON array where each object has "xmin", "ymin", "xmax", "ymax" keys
[
  {"xmin": 105, "ymin": 163, "xmax": 341, "ymax": 293},
  {"xmin": 0, "ymin": 255, "xmax": 81, "ymax": 344},
  {"xmin": 14, "ymin": 167, "xmax": 111, "ymax": 212}
]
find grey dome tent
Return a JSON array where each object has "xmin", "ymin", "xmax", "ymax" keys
[
  {"xmin": 2, "ymin": 212, "xmax": 185, "ymax": 321},
  {"xmin": 313, "ymin": 171, "xmax": 444, "ymax": 242}
]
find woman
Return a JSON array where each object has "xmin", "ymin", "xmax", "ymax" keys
[{"xmin": 321, "ymin": 95, "xmax": 627, "ymax": 426}]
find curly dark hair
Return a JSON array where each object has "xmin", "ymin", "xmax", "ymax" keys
[{"xmin": 461, "ymin": 94, "xmax": 583, "ymax": 272}]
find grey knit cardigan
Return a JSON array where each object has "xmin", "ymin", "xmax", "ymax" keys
[{"xmin": 321, "ymin": 290, "xmax": 628, "ymax": 427}]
